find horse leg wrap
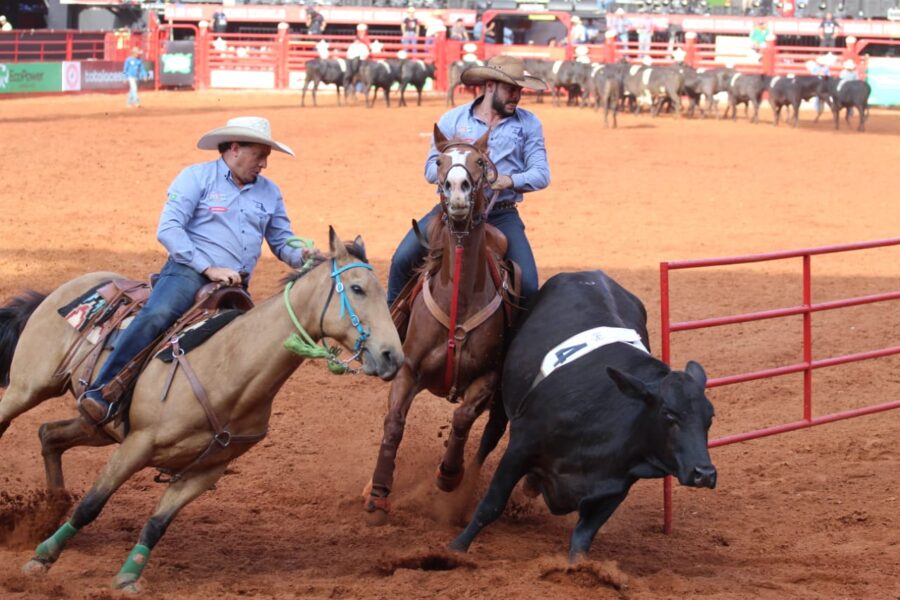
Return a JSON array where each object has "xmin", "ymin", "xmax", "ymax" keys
[
  {"xmin": 34, "ymin": 521, "xmax": 79, "ymax": 562},
  {"xmin": 114, "ymin": 544, "xmax": 151, "ymax": 588}
]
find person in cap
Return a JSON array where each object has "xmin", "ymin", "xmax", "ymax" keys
[
  {"xmin": 387, "ymin": 54, "xmax": 550, "ymax": 312},
  {"xmin": 0, "ymin": 15, "xmax": 12, "ymax": 31},
  {"xmin": 839, "ymin": 59, "xmax": 858, "ymax": 81},
  {"xmin": 402, "ymin": 7, "xmax": 420, "ymax": 49},
  {"xmin": 306, "ymin": 1, "xmax": 326, "ymax": 36},
  {"xmin": 570, "ymin": 15, "xmax": 588, "ymax": 45},
  {"xmin": 123, "ymin": 47, "xmax": 149, "ymax": 108},
  {"xmin": 77, "ymin": 117, "xmax": 314, "ymax": 425}
]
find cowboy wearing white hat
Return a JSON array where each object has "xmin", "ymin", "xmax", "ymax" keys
[
  {"xmin": 78, "ymin": 116, "xmax": 311, "ymax": 425},
  {"xmin": 386, "ymin": 53, "xmax": 550, "ymax": 317}
]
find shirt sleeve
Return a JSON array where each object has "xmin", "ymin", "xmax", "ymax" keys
[
  {"xmin": 265, "ymin": 191, "xmax": 305, "ymax": 269},
  {"xmin": 157, "ymin": 168, "xmax": 211, "ymax": 274},
  {"xmin": 509, "ymin": 118, "xmax": 551, "ymax": 193}
]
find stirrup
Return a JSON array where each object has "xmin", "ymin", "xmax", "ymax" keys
[{"xmin": 76, "ymin": 390, "xmax": 118, "ymax": 426}]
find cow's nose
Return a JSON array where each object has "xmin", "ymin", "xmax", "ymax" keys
[{"xmin": 692, "ymin": 465, "xmax": 717, "ymax": 489}]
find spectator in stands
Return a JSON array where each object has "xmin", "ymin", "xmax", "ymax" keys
[
  {"xmin": 349, "ymin": 24, "xmax": 370, "ymax": 94},
  {"xmin": 749, "ymin": 20, "xmax": 770, "ymax": 51},
  {"xmin": 123, "ymin": 47, "xmax": 148, "ymax": 109},
  {"xmin": 637, "ymin": 13, "xmax": 654, "ymax": 58},
  {"xmin": 306, "ymin": 1, "xmax": 326, "ymax": 36},
  {"xmin": 818, "ymin": 12, "xmax": 840, "ymax": 48},
  {"xmin": 0, "ymin": 15, "xmax": 12, "ymax": 31},
  {"xmin": 212, "ymin": 7, "xmax": 227, "ymax": 35},
  {"xmin": 570, "ymin": 16, "xmax": 588, "ymax": 45},
  {"xmin": 386, "ymin": 54, "xmax": 550, "ymax": 312},
  {"xmin": 449, "ymin": 18, "xmax": 469, "ymax": 42},
  {"xmin": 610, "ymin": 9, "xmax": 631, "ymax": 52},
  {"xmin": 77, "ymin": 117, "xmax": 314, "ymax": 425},
  {"xmin": 425, "ymin": 11, "xmax": 447, "ymax": 45},
  {"xmin": 402, "ymin": 7, "xmax": 420, "ymax": 49}
]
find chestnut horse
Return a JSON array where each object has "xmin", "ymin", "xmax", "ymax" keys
[
  {"xmin": 0, "ymin": 229, "xmax": 402, "ymax": 591},
  {"xmin": 364, "ymin": 126, "xmax": 517, "ymax": 524}
]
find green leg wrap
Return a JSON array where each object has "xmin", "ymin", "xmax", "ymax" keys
[
  {"xmin": 34, "ymin": 521, "xmax": 78, "ymax": 562},
  {"xmin": 114, "ymin": 544, "xmax": 151, "ymax": 588}
]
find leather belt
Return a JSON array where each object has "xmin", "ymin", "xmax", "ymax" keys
[{"xmin": 492, "ymin": 200, "xmax": 518, "ymax": 212}]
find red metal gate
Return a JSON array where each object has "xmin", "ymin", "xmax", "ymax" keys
[{"xmin": 659, "ymin": 238, "xmax": 900, "ymax": 532}]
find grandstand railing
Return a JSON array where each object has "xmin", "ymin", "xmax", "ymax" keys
[
  {"xmin": 659, "ymin": 238, "xmax": 900, "ymax": 533},
  {"xmin": 0, "ymin": 30, "xmax": 107, "ymax": 62}
]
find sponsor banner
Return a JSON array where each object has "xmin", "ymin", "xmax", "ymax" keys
[
  {"xmin": 867, "ymin": 57, "xmax": 900, "ymax": 107},
  {"xmin": 62, "ymin": 61, "xmax": 82, "ymax": 92},
  {"xmin": 81, "ymin": 61, "xmax": 155, "ymax": 91},
  {"xmin": 161, "ymin": 41, "xmax": 195, "ymax": 88},
  {"xmin": 0, "ymin": 62, "xmax": 63, "ymax": 94},
  {"xmin": 210, "ymin": 69, "xmax": 275, "ymax": 89}
]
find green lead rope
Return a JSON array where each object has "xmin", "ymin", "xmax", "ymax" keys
[{"xmin": 282, "ymin": 237, "xmax": 347, "ymax": 374}]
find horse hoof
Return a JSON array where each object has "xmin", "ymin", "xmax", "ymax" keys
[
  {"xmin": 435, "ymin": 464, "xmax": 464, "ymax": 493},
  {"xmin": 21, "ymin": 559, "xmax": 50, "ymax": 576},
  {"xmin": 364, "ymin": 507, "xmax": 389, "ymax": 527}
]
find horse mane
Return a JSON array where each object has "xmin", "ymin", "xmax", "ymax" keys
[
  {"xmin": 280, "ymin": 241, "xmax": 369, "ymax": 287},
  {"xmin": 0, "ymin": 290, "xmax": 46, "ymax": 387}
]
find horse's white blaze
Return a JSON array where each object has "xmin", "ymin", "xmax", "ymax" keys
[{"xmin": 443, "ymin": 148, "xmax": 474, "ymax": 215}]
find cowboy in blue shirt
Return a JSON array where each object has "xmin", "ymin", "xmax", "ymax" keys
[
  {"xmin": 78, "ymin": 117, "xmax": 313, "ymax": 424},
  {"xmin": 123, "ymin": 47, "xmax": 149, "ymax": 107},
  {"xmin": 387, "ymin": 55, "xmax": 550, "ymax": 313}
]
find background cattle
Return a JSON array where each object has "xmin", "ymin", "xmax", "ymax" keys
[
  {"xmin": 398, "ymin": 60, "xmax": 435, "ymax": 107},
  {"xmin": 768, "ymin": 75, "xmax": 826, "ymax": 127},
  {"xmin": 446, "ymin": 60, "xmax": 482, "ymax": 107},
  {"xmin": 301, "ymin": 58, "xmax": 361, "ymax": 107},
  {"xmin": 683, "ymin": 68, "xmax": 733, "ymax": 118},
  {"xmin": 360, "ymin": 59, "xmax": 403, "ymax": 108},
  {"xmin": 724, "ymin": 73, "xmax": 769, "ymax": 123},
  {"xmin": 823, "ymin": 78, "xmax": 871, "ymax": 131},
  {"xmin": 591, "ymin": 65, "xmax": 624, "ymax": 128},
  {"xmin": 450, "ymin": 270, "xmax": 717, "ymax": 561},
  {"xmin": 546, "ymin": 60, "xmax": 591, "ymax": 107}
]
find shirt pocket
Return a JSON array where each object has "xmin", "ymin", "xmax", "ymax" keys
[
  {"xmin": 489, "ymin": 126, "xmax": 524, "ymax": 163},
  {"xmin": 252, "ymin": 201, "xmax": 272, "ymax": 234}
]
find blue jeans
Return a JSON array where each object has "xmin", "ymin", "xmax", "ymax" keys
[
  {"xmin": 91, "ymin": 259, "xmax": 209, "ymax": 388},
  {"xmin": 387, "ymin": 204, "xmax": 539, "ymax": 310}
]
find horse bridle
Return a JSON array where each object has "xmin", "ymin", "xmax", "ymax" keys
[
  {"xmin": 283, "ymin": 258, "xmax": 373, "ymax": 375},
  {"xmin": 438, "ymin": 142, "xmax": 498, "ymax": 235}
]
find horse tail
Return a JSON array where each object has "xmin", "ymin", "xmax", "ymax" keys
[{"xmin": 0, "ymin": 291, "xmax": 46, "ymax": 387}]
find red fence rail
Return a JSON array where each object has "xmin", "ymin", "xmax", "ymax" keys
[{"xmin": 659, "ymin": 238, "xmax": 900, "ymax": 533}]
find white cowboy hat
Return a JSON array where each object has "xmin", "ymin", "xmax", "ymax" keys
[
  {"xmin": 816, "ymin": 52, "xmax": 837, "ymax": 66},
  {"xmin": 356, "ymin": 23, "xmax": 368, "ymax": 31},
  {"xmin": 197, "ymin": 116, "xmax": 295, "ymax": 156},
  {"xmin": 672, "ymin": 47, "xmax": 686, "ymax": 62},
  {"xmin": 406, "ymin": 6, "xmax": 415, "ymax": 13},
  {"xmin": 843, "ymin": 59, "xmax": 855, "ymax": 69},
  {"xmin": 615, "ymin": 8, "xmax": 625, "ymax": 15},
  {"xmin": 571, "ymin": 15, "xmax": 582, "ymax": 22},
  {"xmin": 460, "ymin": 54, "xmax": 546, "ymax": 91}
]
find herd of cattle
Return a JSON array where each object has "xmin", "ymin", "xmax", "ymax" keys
[{"xmin": 301, "ymin": 56, "xmax": 872, "ymax": 132}]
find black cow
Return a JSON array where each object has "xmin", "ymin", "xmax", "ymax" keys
[
  {"xmin": 768, "ymin": 75, "xmax": 826, "ymax": 127},
  {"xmin": 360, "ymin": 59, "xmax": 403, "ymax": 108},
  {"xmin": 823, "ymin": 78, "xmax": 871, "ymax": 131},
  {"xmin": 683, "ymin": 68, "xmax": 733, "ymax": 118},
  {"xmin": 450, "ymin": 270, "xmax": 717, "ymax": 561},
  {"xmin": 446, "ymin": 60, "xmax": 482, "ymax": 107},
  {"xmin": 546, "ymin": 60, "xmax": 591, "ymax": 107},
  {"xmin": 591, "ymin": 66, "xmax": 623, "ymax": 128},
  {"xmin": 523, "ymin": 59, "xmax": 552, "ymax": 104},
  {"xmin": 301, "ymin": 58, "xmax": 361, "ymax": 107},
  {"xmin": 724, "ymin": 73, "xmax": 768, "ymax": 123},
  {"xmin": 398, "ymin": 59, "xmax": 435, "ymax": 107}
]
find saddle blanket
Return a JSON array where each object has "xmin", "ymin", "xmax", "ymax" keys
[{"xmin": 58, "ymin": 283, "xmax": 244, "ymax": 358}]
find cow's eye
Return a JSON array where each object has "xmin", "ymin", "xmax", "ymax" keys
[{"xmin": 663, "ymin": 410, "xmax": 679, "ymax": 424}]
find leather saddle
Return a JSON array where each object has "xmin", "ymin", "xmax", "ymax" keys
[{"xmin": 390, "ymin": 224, "xmax": 522, "ymax": 343}]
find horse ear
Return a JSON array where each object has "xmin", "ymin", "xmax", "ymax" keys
[
  {"xmin": 353, "ymin": 235, "xmax": 367, "ymax": 261},
  {"xmin": 433, "ymin": 124, "xmax": 450, "ymax": 152},
  {"xmin": 329, "ymin": 226, "xmax": 348, "ymax": 259},
  {"xmin": 473, "ymin": 128, "xmax": 490, "ymax": 153}
]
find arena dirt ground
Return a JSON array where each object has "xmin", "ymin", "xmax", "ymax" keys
[{"xmin": 1, "ymin": 89, "xmax": 899, "ymax": 599}]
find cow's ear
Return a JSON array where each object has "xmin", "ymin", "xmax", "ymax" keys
[
  {"xmin": 607, "ymin": 367, "xmax": 655, "ymax": 405},
  {"xmin": 685, "ymin": 361, "xmax": 707, "ymax": 389}
]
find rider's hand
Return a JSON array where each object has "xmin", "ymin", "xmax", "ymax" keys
[
  {"xmin": 490, "ymin": 175, "xmax": 514, "ymax": 191},
  {"xmin": 204, "ymin": 266, "xmax": 242, "ymax": 286},
  {"xmin": 302, "ymin": 247, "xmax": 325, "ymax": 264}
]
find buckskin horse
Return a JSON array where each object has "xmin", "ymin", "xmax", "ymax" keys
[
  {"xmin": 364, "ymin": 125, "xmax": 519, "ymax": 525},
  {"xmin": 0, "ymin": 228, "xmax": 402, "ymax": 591}
]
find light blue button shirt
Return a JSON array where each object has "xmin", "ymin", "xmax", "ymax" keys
[
  {"xmin": 157, "ymin": 158, "xmax": 303, "ymax": 279},
  {"xmin": 424, "ymin": 97, "xmax": 551, "ymax": 205}
]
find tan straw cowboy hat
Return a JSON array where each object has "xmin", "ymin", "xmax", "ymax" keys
[
  {"xmin": 460, "ymin": 55, "xmax": 547, "ymax": 91},
  {"xmin": 197, "ymin": 116, "xmax": 295, "ymax": 157}
]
